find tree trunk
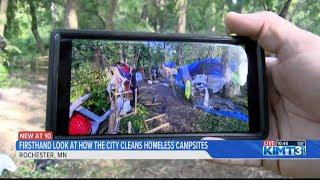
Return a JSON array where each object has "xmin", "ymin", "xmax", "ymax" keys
[
  {"xmin": 226, "ymin": 0, "xmax": 243, "ymax": 13},
  {"xmin": 106, "ymin": 0, "xmax": 118, "ymax": 30},
  {"xmin": 107, "ymin": 109, "xmax": 118, "ymax": 134},
  {"xmin": 176, "ymin": 0, "xmax": 187, "ymax": 33},
  {"xmin": 27, "ymin": 0, "xmax": 46, "ymax": 56},
  {"xmin": 92, "ymin": 47, "xmax": 104, "ymax": 72},
  {"xmin": 289, "ymin": 3, "xmax": 299, "ymax": 22},
  {"xmin": 147, "ymin": 46, "xmax": 153, "ymax": 80},
  {"xmin": 141, "ymin": 0, "xmax": 149, "ymax": 22},
  {"xmin": 0, "ymin": 0, "xmax": 8, "ymax": 37},
  {"xmin": 65, "ymin": 0, "xmax": 78, "ymax": 29},
  {"xmin": 211, "ymin": 0, "xmax": 224, "ymax": 33},
  {"xmin": 176, "ymin": 43, "xmax": 184, "ymax": 66},
  {"xmin": 278, "ymin": 0, "xmax": 292, "ymax": 20},
  {"xmin": 235, "ymin": 0, "xmax": 243, "ymax": 13},
  {"xmin": 222, "ymin": 47, "xmax": 234, "ymax": 98},
  {"xmin": 159, "ymin": 0, "xmax": 167, "ymax": 33},
  {"xmin": 154, "ymin": 0, "xmax": 161, "ymax": 32},
  {"xmin": 119, "ymin": 44, "xmax": 124, "ymax": 63},
  {"xmin": 153, "ymin": 0, "xmax": 166, "ymax": 33},
  {"xmin": 51, "ymin": 0, "xmax": 58, "ymax": 29},
  {"xmin": 123, "ymin": 45, "xmax": 128, "ymax": 64}
]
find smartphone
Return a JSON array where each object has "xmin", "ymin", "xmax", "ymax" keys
[{"xmin": 46, "ymin": 30, "xmax": 268, "ymax": 140}]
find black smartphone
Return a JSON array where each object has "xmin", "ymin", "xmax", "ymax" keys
[{"xmin": 46, "ymin": 30, "xmax": 268, "ymax": 140}]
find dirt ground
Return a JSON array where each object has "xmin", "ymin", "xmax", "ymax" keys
[
  {"xmin": 138, "ymin": 81, "xmax": 205, "ymax": 133},
  {"xmin": 0, "ymin": 72, "xmax": 284, "ymax": 178},
  {"xmin": 137, "ymin": 79, "xmax": 248, "ymax": 133}
]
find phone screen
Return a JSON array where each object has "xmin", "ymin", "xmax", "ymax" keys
[{"xmin": 69, "ymin": 39, "xmax": 249, "ymax": 136}]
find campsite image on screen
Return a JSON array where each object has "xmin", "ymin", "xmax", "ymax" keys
[{"xmin": 69, "ymin": 40, "xmax": 249, "ymax": 135}]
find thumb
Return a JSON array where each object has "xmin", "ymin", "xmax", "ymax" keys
[{"xmin": 225, "ymin": 11, "xmax": 319, "ymax": 61}]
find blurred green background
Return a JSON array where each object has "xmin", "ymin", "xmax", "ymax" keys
[
  {"xmin": 1, "ymin": 0, "xmax": 320, "ymax": 85},
  {"xmin": 0, "ymin": 0, "xmax": 319, "ymax": 178}
]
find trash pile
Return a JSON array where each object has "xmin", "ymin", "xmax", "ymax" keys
[{"xmin": 69, "ymin": 62, "xmax": 143, "ymax": 135}]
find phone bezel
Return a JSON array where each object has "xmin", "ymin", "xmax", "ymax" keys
[{"xmin": 46, "ymin": 29, "xmax": 268, "ymax": 140}]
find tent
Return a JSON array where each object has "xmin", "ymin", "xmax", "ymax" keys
[
  {"xmin": 174, "ymin": 57, "xmax": 249, "ymax": 122},
  {"xmin": 175, "ymin": 57, "xmax": 244, "ymax": 92}
]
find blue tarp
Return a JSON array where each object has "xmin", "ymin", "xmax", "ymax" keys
[
  {"xmin": 163, "ymin": 61, "xmax": 176, "ymax": 68},
  {"xmin": 180, "ymin": 65, "xmax": 191, "ymax": 81},
  {"xmin": 187, "ymin": 58, "xmax": 224, "ymax": 77},
  {"xmin": 174, "ymin": 57, "xmax": 248, "ymax": 122},
  {"xmin": 195, "ymin": 105, "xmax": 249, "ymax": 122},
  {"xmin": 175, "ymin": 57, "xmax": 239, "ymax": 89}
]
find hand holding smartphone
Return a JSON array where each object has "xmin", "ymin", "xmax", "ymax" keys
[{"xmin": 46, "ymin": 30, "xmax": 268, "ymax": 139}]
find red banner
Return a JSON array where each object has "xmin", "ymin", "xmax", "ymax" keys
[{"xmin": 18, "ymin": 131, "xmax": 53, "ymax": 140}]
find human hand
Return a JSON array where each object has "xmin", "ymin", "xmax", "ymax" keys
[{"xmin": 208, "ymin": 11, "xmax": 320, "ymax": 178}]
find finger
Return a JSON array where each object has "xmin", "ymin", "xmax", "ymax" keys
[
  {"xmin": 260, "ymin": 57, "xmax": 281, "ymax": 174},
  {"xmin": 265, "ymin": 57, "xmax": 281, "ymax": 106},
  {"xmin": 225, "ymin": 11, "xmax": 319, "ymax": 60},
  {"xmin": 225, "ymin": 11, "xmax": 289, "ymax": 53},
  {"xmin": 265, "ymin": 57, "xmax": 280, "ymax": 139},
  {"xmin": 262, "ymin": 95, "xmax": 280, "ymax": 174},
  {"xmin": 202, "ymin": 137, "xmax": 261, "ymax": 167},
  {"xmin": 225, "ymin": 11, "xmax": 268, "ymax": 41}
]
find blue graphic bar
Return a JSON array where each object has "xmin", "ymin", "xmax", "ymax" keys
[{"xmin": 16, "ymin": 140, "xmax": 320, "ymax": 159}]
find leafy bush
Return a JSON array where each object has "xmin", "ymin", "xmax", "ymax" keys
[
  {"xmin": 71, "ymin": 62, "xmax": 111, "ymax": 115},
  {"xmin": 0, "ymin": 64, "xmax": 9, "ymax": 85},
  {"xmin": 0, "ymin": 57, "xmax": 30, "ymax": 88},
  {"xmin": 232, "ymin": 96, "xmax": 248, "ymax": 114},
  {"xmin": 119, "ymin": 104, "xmax": 151, "ymax": 134},
  {"xmin": 197, "ymin": 113, "xmax": 249, "ymax": 133}
]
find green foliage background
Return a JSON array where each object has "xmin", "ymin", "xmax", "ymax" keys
[
  {"xmin": 1, "ymin": 0, "xmax": 319, "ymax": 75},
  {"xmin": 1, "ymin": 0, "xmax": 318, "ymax": 130},
  {"xmin": 70, "ymin": 62, "xmax": 111, "ymax": 115}
]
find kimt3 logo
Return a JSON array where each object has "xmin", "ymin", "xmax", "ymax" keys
[{"xmin": 263, "ymin": 140, "xmax": 306, "ymax": 156}]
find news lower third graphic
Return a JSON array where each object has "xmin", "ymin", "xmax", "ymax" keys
[
  {"xmin": 263, "ymin": 140, "xmax": 306, "ymax": 156},
  {"xmin": 16, "ymin": 131, "xmax": 320, "ymax": 159}
]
